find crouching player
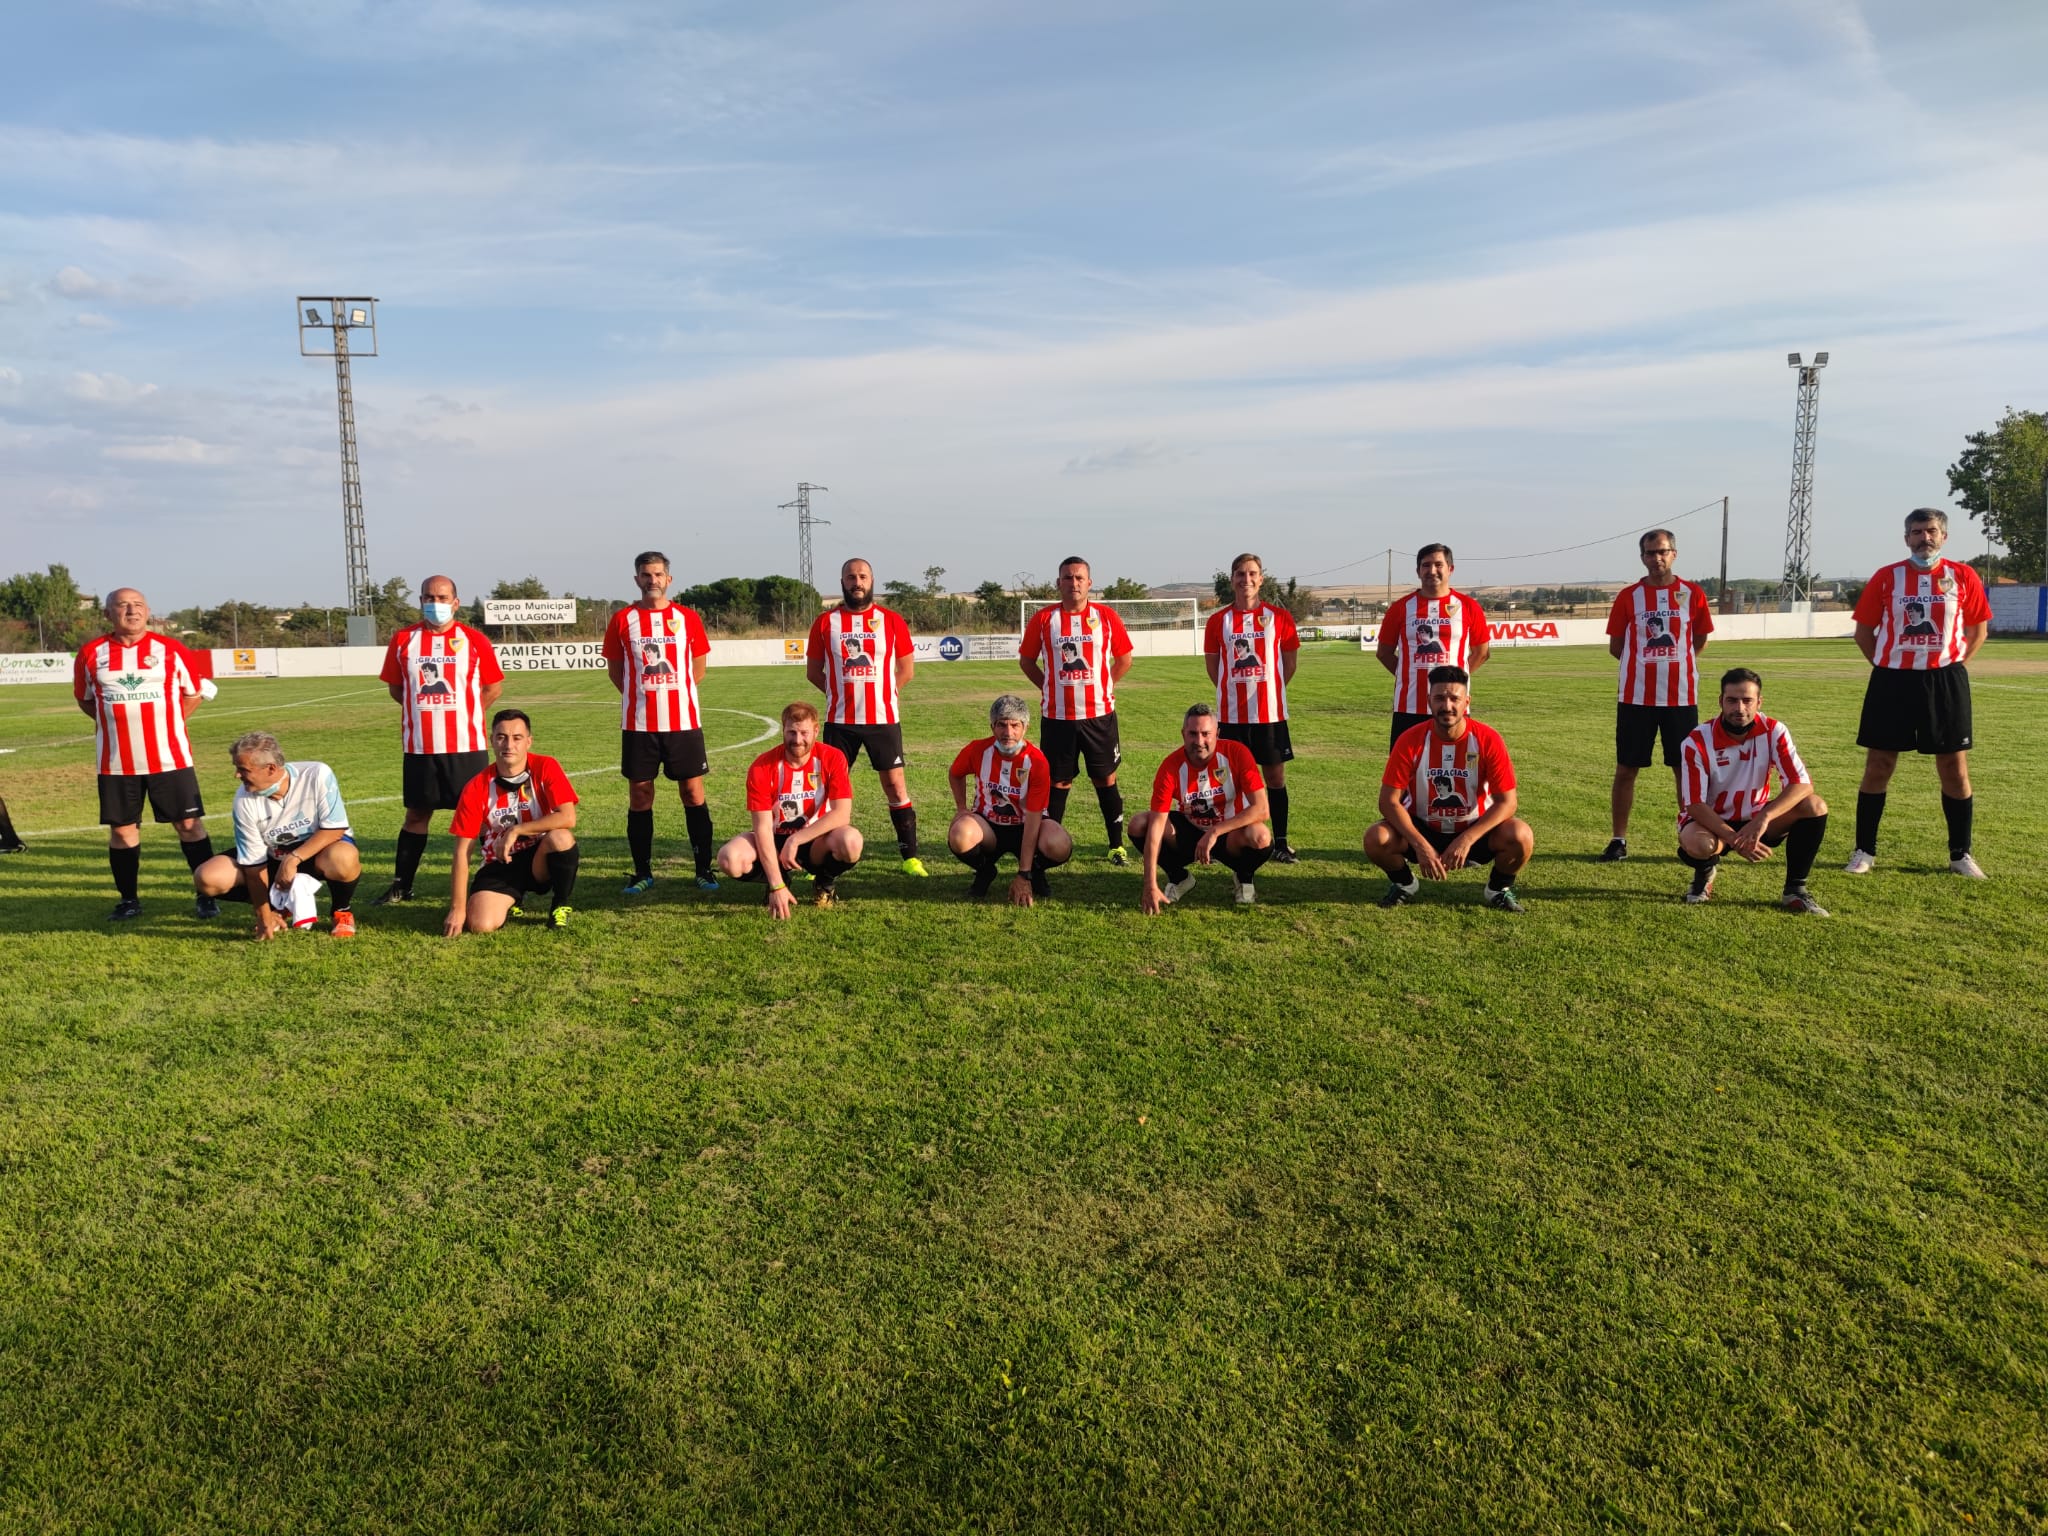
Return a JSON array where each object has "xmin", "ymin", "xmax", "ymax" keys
[
  {"xmin": 444, "ymin": 709, "xmax": 581, "ymax": 935},
  {"xmin": 1365, "ymin": 665, "xmax": 1532, "ymax": 911},
  {"xmin": 193, "ymin": 730, "xmax": 362, "ymax": 939},
  {"xmin": 1676, "ymin": 668, "xmax": 1830, "ymax": 913},
  {"xmin": 948, "ymin": 693, "xmax": 1073, "ymax": 905},
  {"xmin": 717, "ymin": 701, "xmax": 862, "ymax": 918},
  {"xmin": 1134, "ymin": 703, "xmax": 1274, "ymax": 913}
]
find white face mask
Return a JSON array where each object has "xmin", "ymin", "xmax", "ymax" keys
[
  {"xmin": 1907, "ymin": 550, "xmax": 1938, "ymax": 570},
  {"xmin": 992, "ymin": 735, "xmax": 1025, "ymax": 757},
  {"xmin": 495, "ymin": 769, "xmax": 530, "ymax": 787},
  {"xmin": 422, "ymin": 600, "xmax": 456, "ymax": 625}
]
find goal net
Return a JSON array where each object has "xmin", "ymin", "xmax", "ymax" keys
[{"xmin": 1015, "ymin": 597, "xmax": 1201, "ymax": 635}]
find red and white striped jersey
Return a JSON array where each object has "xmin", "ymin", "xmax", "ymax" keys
[
  {"xmin": 1148, "ymin": 739, "xmax": 1266, "ymax": 827},
  {"xmin": 1852, "ymin": 559, "xmax": 1989, "ymax": 670},
  {"xmin": 1606, "ymin": 578, "xmax": 1715, "ymax": 706},
  {"xmin": 807, "ymin": 604, "xmax": 914, "ymax": 725},
  {"xmin": 602, "ymin": 604, "xmax": 711, "ymax": 732},
  {"xmin": 1383, "ymin": 718, "xmax": 1517, "ymax": 835},
  {"xmin": 448, "ymin": 754, "xmax": 579, "ymax": 864},
  {"xmin": 949, "ymin": 737, "xmax": 1052, "ymax": 825},
  {"xmin": 1678, "ymin": 715, "xmax": 1809, "ymax": 828},
  {"xmin": 1205, "ymin": 603, "xmax": 1300, "ymax": 724},
  {"xmin": 72, "ymin": 632, "xmax": 198, "ymax": 775},
  {"xmin": 1382, "ymin": 589, "xmax": 1490, "ymax": 714},
  {"xmin": 745, "ymin": 743, "xmax": 853, "ymax": 832},
  {"xmin": 380, "ymin": 622, "xmax": 503, "ymax": 754},
  {"xmin": 1021, "ymin": 603, "xmax": 1134, "ymax": 721}
]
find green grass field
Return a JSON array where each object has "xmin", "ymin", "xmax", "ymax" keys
[{"xmin": 2, "ymin": 640, "xmax": 2044, "ymax": 1533}]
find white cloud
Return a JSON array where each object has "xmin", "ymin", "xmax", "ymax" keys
[
  {"xmin": 103, "ymin": 436, "xmax": 227, "ymax": 463},
  {"xmin": 52, "ymin": 265, "xmax": 119, "ymax": 300},
  {"xmin": 71, "ymin": 311, "xmax": 119, "ymax": 331},
  {"xmin": 46, "ymin": 485, "xmax": 103, "ymax": 510},
  {"xmin": 66, "ymin": 372, "xmax": 159, "ymax": 405}
]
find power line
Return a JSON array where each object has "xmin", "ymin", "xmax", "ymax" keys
[{"xmin": 1295, "ymin": 498, "xmax": 1723, "ymax": 580}]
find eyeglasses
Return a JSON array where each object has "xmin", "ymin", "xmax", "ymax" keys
[{"xmin": 1642, "ymin": 547, "xmax": 1676, "ymax": 556}]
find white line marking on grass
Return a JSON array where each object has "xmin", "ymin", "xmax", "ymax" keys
[{"xmin": 18, "ymin": 708, "xmax": 782, "ymax": 837}]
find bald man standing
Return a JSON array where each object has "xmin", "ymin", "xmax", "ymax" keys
[
  {"xmin": 372, "ymin": 575, "xmax": 504, "ymax": 905},
  {"xmin": 72, "ymin": 587, "xmax": 217, "ymax": 920}
]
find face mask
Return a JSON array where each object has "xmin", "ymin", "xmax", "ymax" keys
[
  {"xmin": 495, "ymin": 770, "xmax": 530, "ymax": 789},
  {"xmin": 260, "ymin": 775, "xmax": 289, "ymax": 798},
  {"xmin": 993, "ymin": 736, "xmax": 1024, "ymax": 757},
  {"xmin": 1908, "ymin": 550, "xmax": 1938, "ymax": 570},
  {"xmin": 423, "ymin": 600, "xmax": 455, "ymax": 625}
]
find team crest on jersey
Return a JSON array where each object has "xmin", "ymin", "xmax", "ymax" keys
[
  {"xmin": 1639, "ymin": 612, "xmax": 1679, "ymax": 654},
  {"xmin": 1427, "ymin": 769, "xmax": 1470, "ymax": 815},
  {"xmin": 1057, "ymin": 636, "xmax": 1091, "ymax": 679},
  {"xmin": 665, "ymin": 613, "xmax": 681, "ymax": 635},
  {"xmin": 1229, "ymin": 632, "xmax": 1265, "ymax": 678},
  {"xmin": 839, "ymin": 633, "xmax": 877, "ymax": 677},
  {"xmin": 1411, "ymin": 618, "xmax": 1448, "ymax": 661}
]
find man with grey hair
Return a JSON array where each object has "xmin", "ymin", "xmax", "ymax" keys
[
  {"xmin": 193, "ymin": 731, "xmax": 362, "ymax": 938},
  {"xmin": 947, "ymin": 694, "xmax": 1073, "ymax": 904},
  {"xmin": 1132, "ymin": 702, "xmax": 1274, "ymax": 912},
  {"xmin": 1845, "ymin": 506, "xmax": 1992, "ymax": 877},
  {"xmin": 72, "ymin": 586, "xmax": 219, "ymax": 921}
]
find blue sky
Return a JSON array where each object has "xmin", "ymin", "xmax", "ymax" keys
[{"xmin": 3, "ymin": 0, "xmax": 2045, "ymax": 608}]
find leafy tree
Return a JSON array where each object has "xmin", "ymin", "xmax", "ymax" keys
[
  {"xmin": 0, "ymin": 564, "xmax": 90, "ymax": 649},
  {"xmin": 973, "ymin": 579, "xmax": 1008, "ymax": 607},
  {"xmin": 1266, "ymin": 577, "xmax": 1316, "ymax": 621},
  {"xmin": 489, "ymin": 576, "xmax": 551, "ymax": 599},
  {"xmin": 1212, "ymin": 570, "xmax": 1232, "ymax": 604},
  {"xmin": 922, "ymin": 566, "xmax": 946, "ymax": 597},
  {"xmin": 1948, "ymin": 407, "xmax": 2048, "ymax": 580},
  {"xmin": 1098, "ymin": 577, "xmax": 1151, "ymax": 601}
]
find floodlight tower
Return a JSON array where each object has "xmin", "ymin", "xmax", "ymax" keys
[
  {"xmin": 780, "ymin": 482, "xmax": 829, "ymax": 594},
  {"xmin": 1779, "ymin": 350, "xmax": 1829, "ymax": 605},
  {"xmin": 298, "ymin": 297, "xmax": 380, "ymax": 646}
]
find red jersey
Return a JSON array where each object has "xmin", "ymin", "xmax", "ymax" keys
[
  {"xmin": 1149, "ymin": 739, "xmax": 1266, "ymax": 827},
  {"xmin": 1383, "ymin": 589, "xmax": 1489, "ymax": 714},
  {"xmin": 73, "ymin": 631, "xmax": 198, "ymax": 775},
  {"xmin": 1852, "ymin": 559, "xmax": 1989, "ymax": 670},
  {"xmin": 1607, "ymin": 578, "xmax": 1715, "ymax": 706},
  {"xmin": 745, "ymin": 743, "xmax": 853, "ymax": 832},
  {"xmin": 449, "ymin": 754, "xmax": 579, "ymax": 863},
  {"xmin": 950, "ymin": 737, "xmax": 1052, "ymax": 825},
  {"xmin": 1205, "ymin": 602, "xmax": 1300, "ymax": 724},
  {"xmin": 1384, "ymin": 718, "xmax": 1516, "ymax": 835},
  {"xmin": 1678, "ymin": 716, "xmax": 1809, "ymax": 829},
  {"xmin": 380, "ymin": 621, "xmax": 503, "ymax": 755},
  {"xmin": 1021, "ymin": 603, "xmax": 1133, "ymax": 721},
  {"xmin": 807, "ymin": 604, "xmax": 914, "ymax": 725},
  {"xmin": 603, "ymin": 603, "xmax": 711, "ymax": 732}
]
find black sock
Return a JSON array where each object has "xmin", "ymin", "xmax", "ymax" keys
[
  {"xmin": 888, "ymin": 802, "xmax": 919, "ymax": 859},
  {"xmin": 0, "ymin": 796, "xmax": 18, "ymax": 845},
  {"xmin": 109, "ymin": 844, "xmax": 141, "ymax": 900},
  {"xmin": 627, "ymin": 809, "xmax": 654, "ymax": 877},
  {"xmin": 1784, "ymin": 814, "xmax": 1825, "ymax": 890},
  {"xmin": 1941, "ymin": 794, "xmax": 1972, "ymax": 860},
  {"xmin": 1222, "ymin": 841, "xmax": 1275, "ymax": 880},
  {"xmin": 1096, "ymin": 783, "xmax": 1125, "ymax": 849},
  {"xmin": 327, "ymin": 876, "xmax": 359, "ymax": 913},
  {"xmin": 683, "ymin": 802, "xmax": 714, "ymax": 876},
  {"xmin": 1269, "ymin": 784, "xmax": 1290, "ymax": 844},
  {"xmin": 1854, "ymin": 791, "xmax": 1885, "ymax": 855},
  {"xmin": 1679, "ymin": 848, "xmax": 1720, "ymax": 893},
  {"xmin": 1394, "ymin": 860, "xmax": 1415, "ymax": 887},
  {"xmin": 1046, "ymin": 786, "xmax": 1071, "ymax": 825},
  {"xmin": 1163, "ymin": 862, "xmax": 1190, "ymax": 884},
  {"xmin": 811, "ymin": 854, "xmax": 849, "ymax": 887},
  {"xmin": 955, "ymin": 843, "xmax": 999, "ymax": 873},
  {"xmin": 393, "ymin": 829, "xmax": 430, "ymax": 890},
  {"xmin": 1487, "ymin": 864, "xmax": 1515, "ymax": 892},
  {"xmin": 180, "ymin": 836, "xmax": 214, "ymax": 872},
  {"xmin": 549, "ymin": 843, "xmax": 581, "ymax": 907}
]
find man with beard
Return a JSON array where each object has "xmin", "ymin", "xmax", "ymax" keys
[
  {"xmin": 806, "ymin": 557, "xmax": 927, "ymax": 875},
  {"xmin": 1133, "ymin": 703, "xmax": 1274, "ymax": 912},
  {"xmin": 947, "ymin": 693, "xmax": 1073, "ymax": 905},
  {"xmin": 1365, "ymin": 665, "xmax": 1532, "ymax": 911},
  {"xmin": 1675, "ymin": 668, "xmax": 1830, "ymax": 913},
  {"xmin": 716, "ymin": 701, "xmax": 863, "ymax": 917}
]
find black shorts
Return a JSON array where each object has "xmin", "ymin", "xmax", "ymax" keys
[
  {"xmin": 1616, "ymin": 703, "xmax": 1699, "ymax": 768},
  {"xmin": 823, "ymin": 721, "xmax": 905, "ymax": 772},
  {"xmin": 1156, "ymin": 810, "xmax": 1235, "ymax": 867},
  {"xmin": 470, "ymin": 843, "xmax": 554, "ymax": 900},
  {"xmin": 622, "ymin": 729, "xmax": 709, "ymax": 782},
  {"xmin": 97, "ymin": 767, "xmax": 204, "ymax": 827},
  {"xmin": 1390, "ymin": 711, "xmax": 1431, "ymax": 748},
  {"xmin": 1857, "ymin": 665, "xmax": 1973, "ymax": 755},
  {"xmin": 1417, "ymin": 823, "xmax": 1499, "ymax": 865},
  {"xmin": 222, "ymin": 837, "xmax": 359, "ymax": 901},
  {"xmin": 1219, "ymin": 720, "xmax": 1294, "ymax": 766},
  {"xmin": 403, "ymin": 750, "xmax": 489, "ymax": 812},
  {"xmin": 740, "ymin": 830, "xmax": 829, "ymax": 882},
  {"xmin": 1681, "ymin": 815, "xmax": 1789, "ymax": 850},
  {"xmin": 1040, "ymin": 713, "xmax": 1122, "ymax": 783}
]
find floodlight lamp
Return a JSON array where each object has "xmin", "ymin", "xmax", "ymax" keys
[
  {"xmin": 305, "ymin": 307, "xmax": 322, "ymax": 325},
  {"xmin": 1813, "ymin": 351, "xmax": 1829, "ymax": 366},
  {"xmin": 1787, "ymin": 352, "xmax": 1802, "ymax": 366},
  {"xmin": 350, "ymin": 308, "xmax": 367, "ymax": 326}
]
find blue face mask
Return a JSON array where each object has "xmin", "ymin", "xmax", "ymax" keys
[
  {"xmin": 423, "ymin": 600, "xmax": 455, "ymax": 625},
  {"xmin": 1908, "ymin": 550, "xmax": 1938, "ymax": 570}
]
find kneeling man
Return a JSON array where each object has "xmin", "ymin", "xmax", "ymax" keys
[
  {"xmin": 1676, "ymin": 667, "xmax": 1830, "ymax": 913},
  {"xmin": 1366, "ymin": 665, "xmax": 1532, "ymax": 911},
  {"xmin": 948, "ymin": 693, "xmax": 1073, "ymax": 905},
  {"xmin": 1134, "ymin": 703, "xmax": 1274, "ymax": 913},
  {"xmin": 717, "ymin": 701, "xmax": 862, "ymax": 918},
  {"xmin": 444, "ymin": 709, "xmax": 581, "ymax": 934},
  {"xmin": 194, "ymin": 730, "xmax": 362, "ymax": 939}
]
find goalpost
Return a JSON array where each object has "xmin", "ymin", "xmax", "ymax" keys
[{"xmin": 1015, "ymin": 597, "xmax": 1201, "ymax": 635}]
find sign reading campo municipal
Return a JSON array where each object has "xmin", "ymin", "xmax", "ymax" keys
[{"xmin": 483, "ymin": 599, "xmax": 579, "ymax": 625}]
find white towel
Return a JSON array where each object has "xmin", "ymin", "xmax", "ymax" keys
[{"xmin": 269, "ymin": 873, "xmax": 321, "ymax": 928}]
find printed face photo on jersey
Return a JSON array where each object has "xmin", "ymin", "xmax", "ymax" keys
[
  {"xmin": 639, "ymin": 641, "xmax": 676, "ymax": 677},
  {"xmin": 1187, "ymin": 785, "xmax": 1224, "ymax": 823},
  {"xmin": 1230, "ymin": 633, "xmax": 1264, "ymax": 675},
  {"xmin": 776, "ymin": 793, "xmax": 803, "ymax": 826},
  {"xmin": 839, "ymin": 634, "xmax": 876, "ymax": 674},
  {"xmin": 988, "ymin": 788, "xmax": 1020, "ymax": 823},
  {"xmin": 1058, "ymin": 637, "xmax": 1089, "ymax": 676},
  {"xmin": 1428, "ymin": 770, "xmax": 1469, "ymax": 813},
  {"xmin": 1900, "ymin": 599, "xmax": 1939, "ymax": 638},
  {"xmin": 415, "ymin": 659, "xmax": 454, "ymax": 698},
  {"xmin": 1640, "ymin": 612, "xmax": 1677, "ymax": 651},
  {"xmin": 1413, "ymin": 619, "xmax": 1445, "ymax": 656}
]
